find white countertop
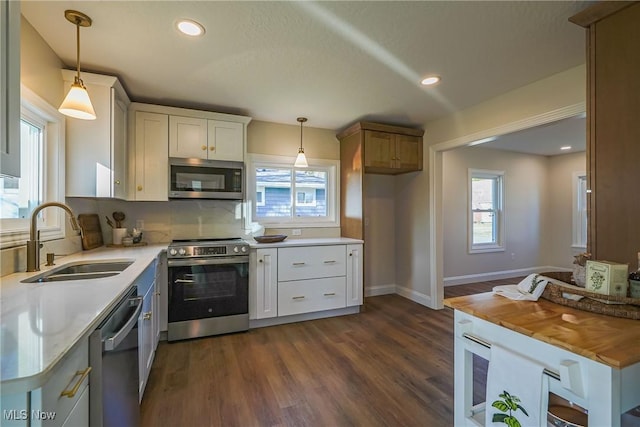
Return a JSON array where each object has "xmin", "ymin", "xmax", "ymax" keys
[
  {"xmin": 0, "ymin": 244, "xmax": 167, "ymax": 394},
  {"xmin": 248, "ymin": 237, "xmax": 363, "ymax": 248}
]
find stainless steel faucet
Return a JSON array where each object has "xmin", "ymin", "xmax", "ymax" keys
[{"xmin": 26, "ymin": 202, "xmax": 81, "ymax": 272}]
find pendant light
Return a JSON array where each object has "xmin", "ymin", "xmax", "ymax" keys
[
  {"xmin": 58, "ymin": 10, "xmax": 96, "ymax": 120},
  {"xmin": 294, "ymin": 117, "xmax": 308, "ymax": 168}
]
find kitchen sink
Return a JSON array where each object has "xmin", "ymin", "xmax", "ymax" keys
[{"xmin": 22, "ymin": 259, "xmax": 134, "ymax": 283}]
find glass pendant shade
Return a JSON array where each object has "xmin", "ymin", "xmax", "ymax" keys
[
  {"xmin": 294, "ymin": 148, "xmax": 308, "ymax": 168},
  {"xmin": 59, "ymin": 78, "xmax": 96, "ymax": 120},
  {"xmin": 294, "ymin": 117, "xmax": 308, "ymax": 167}
]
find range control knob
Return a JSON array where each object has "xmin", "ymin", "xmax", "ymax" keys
[
  {"xmin": 169, "ymin": 248, "xmax": 177, "ymax": 256},
  {"xmin": 233, "ymin": 246, "xmax": 239, "ymax": 253},
  {"xmin": 241, "ymin": 246, "xmax": 247, "ymax": 253},
  {"xmin": 178, "ymin": 248, "xmax": 186, "ymax": 256}
]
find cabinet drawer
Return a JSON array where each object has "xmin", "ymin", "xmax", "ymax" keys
[
  {"xmin": 278, "ymin": 277, "xmax": 346, "ymax": 316},
  {"xmin": 278, "ymin": 246, "xmax": 346, "ymax": 281},
  {"xmin": 36, "ymin": 338, "xmax": 90, "ymax": 427}
]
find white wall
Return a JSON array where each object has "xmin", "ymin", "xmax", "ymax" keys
[
  {"xmin": 442, "ymin": 147, "xmax": 549, "ymax": 279},
  {"xmin": 394, "ymin": 65, "xmax": 585, "ymax": 308},
  {"xmin": 546, "ymin": 151, "xmax": 586, "ymax": 268}
]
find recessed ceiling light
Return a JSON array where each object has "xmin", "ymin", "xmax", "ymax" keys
[
  {"xmin": 176, "ymin": 19, "xmax": 205, "ymax": 37},
  {"xmin": 420, "ymin": 76, "xmax": 441, "ymax": 86},
  {"xmin": 560, "ymin": 146, "xmax": 572, "ymax": 151}
]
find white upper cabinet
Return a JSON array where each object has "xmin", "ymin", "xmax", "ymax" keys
[
  {"xmin": 129, "ymin": 108, "xmax": 169, "ymax": 201},
  {"xmin": 169, "ymin": 113, "xmax": 249, "ymax": 162},
  {"xmin": 0, "ymin": 0, "xmax": 20, "ymax": 178},
  {"xmin": 63, "ymin": 70, "xmax": 130, "ymax": 198}
]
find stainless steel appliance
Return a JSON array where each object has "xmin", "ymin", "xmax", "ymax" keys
[
  {"xmin": 167, "ymin": 238, "xmax": 249, "ymax": 341},
  {"xmin": 168, "ymin": 157, "xmax": 244, "ymax": 200},
  {"xmin": 89, "ymin": 287, "xmax": 142, "ymax": 427}
]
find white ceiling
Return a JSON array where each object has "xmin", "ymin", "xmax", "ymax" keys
[
  {"xmin": 21, "ymin": 1, "xmax": 593, "ymax": 134},
  {"xmin": 479, "ymin": 114, "xmax": 586, "ymax": 156}
]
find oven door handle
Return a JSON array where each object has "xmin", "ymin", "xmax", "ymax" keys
[{"xmin": 167, "ymin": 256, "xmax": 249, "ymax": 267}]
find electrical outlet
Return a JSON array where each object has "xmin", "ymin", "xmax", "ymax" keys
[
  {"xmin": 292, "ymin": 229, "xmax": 302, "ymax": 236},
  {"xmin": 136, "ymin": 219, "xmax": 145, "ymax": 230}
]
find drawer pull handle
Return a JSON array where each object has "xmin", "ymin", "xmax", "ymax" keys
[
  {"xmin": 323, "ymin": 260, "xmax": 337, "ymax": 264},
  {"xmin": 60, "ymin": 366, "xmax": 92, "ymax": 398},
  {"xmin": 324, "ymin": 292, "xmax": 336, "ymax": 296},
  {"xmin": 292, "ymin": 262, "xmax": 306, "ymax": 266},
  {"xmin": 292, "ymin": 296, "xmax": 305, "ymax": 300}
]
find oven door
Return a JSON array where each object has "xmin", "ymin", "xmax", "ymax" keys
[{"xmin": 167, "ymin": 256, "xmax": 249, "ymax": 323}]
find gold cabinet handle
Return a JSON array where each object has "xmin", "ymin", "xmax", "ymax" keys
[
  {"xmin": 114, "ymin": 180, "xmax": 121, "ymax": 185},
  {"xmin": 201, "ymin": 145, "xmax": 207, "ymax": 151},
  {"xmin": 292, "ymin": 296, "xmax": 305, "ymax": 300},
  {"xmin": 143, "ymin": 311, "xmax": 152, "ymax": 320},
  {"xmin": 209, "ymin": 146, "xmax": 215, "ymax": 151},
  {"xmin": 323, "ymin": 292, "xmax": 336, "ymax": 296},
  {"xmin": 60, "ymin": 367, "xmax": 92, "ymax": 398},
  {"xmin": 137, "ymin": 185, "xmax": 143, "ymax": 191}
]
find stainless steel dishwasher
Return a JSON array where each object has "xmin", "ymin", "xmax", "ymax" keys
[{"xmin": 89, "ymin": 286, "xmax": 142, "ymax": 427}]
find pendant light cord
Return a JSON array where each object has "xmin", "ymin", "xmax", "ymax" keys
[
  {"xmin": 300, "ymin": 120, "xmax": 303, "ymax": 150},
  {"xmin": 75, "ymin": 20, "xmax": 81, "ymax": 81}
]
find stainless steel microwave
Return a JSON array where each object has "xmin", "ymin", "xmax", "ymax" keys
[{"xmin": 168, "ymin": 158, "xmax": 244, "ymax": 200}]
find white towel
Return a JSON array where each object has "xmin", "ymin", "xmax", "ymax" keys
[
  {"xmin": 492, "ymin": 274, "xmax": 549, "ymax": 301},
  {"xmin": 485, "ymin": 345, "xmax": 546, "ymax": 427}
]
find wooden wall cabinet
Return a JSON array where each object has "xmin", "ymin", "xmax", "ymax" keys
[
  {"xmin": 570, "ymin": 2, "xmax": 640, "ymax": 268},
  {"xmin": 337, "ymin": 121, "xmax": 424, "ymax": 240}
]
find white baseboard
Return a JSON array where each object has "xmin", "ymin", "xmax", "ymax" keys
[
  {"xmin": 395, "ymin": 285, "xmax": 434, "ymax": 308},
  {"xmin": 365, "ymin": 284, "xmax": 396, "ymax": 297},
  {"xmin": 443, "ymin": 265, "xmax": 570, "ymax": 287}
]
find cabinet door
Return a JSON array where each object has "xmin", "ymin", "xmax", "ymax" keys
[
  {"xmin": 346, "ymin": 244, "xmax": 363, "ymax": 307},
  {"xmin": 207, "ymin": 120, "xmax": 244, "ymax": 161},
  {"xmin": 134, "ymin": 111, "xmax": 169, "ymax": 201},
  {"xmin": 169, "ymin": 115, "xmax": 207, "ymax": 159},
  {"xmin": 394, "ymin": 134, "xmax": 422, "ymax": 171},
  {"xmin": 0, "ymin": 0, "xmax": 20, "ymax": 178},
  {"xmin": 255, "ymin": 248, "xmax": 278, "ymax": 319},
  {"xmin": 139, "ymin": 282, "xmax": 154, "ymax": 401},
  {"xmin": 112, "ymin": 90, "xmax": 128, "ymax": 199},
  {"xmin": 364, "ymin": 130, "xmax": 394, "ymax": 169}
]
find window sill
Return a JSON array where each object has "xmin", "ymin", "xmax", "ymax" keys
[{"xmin": 469, "ymin": 245, "xmax": 505, "ymax": 254}]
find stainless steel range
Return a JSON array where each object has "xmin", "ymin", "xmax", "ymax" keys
[{"xmin": 167, "ymin": 238, "xmax": 249, "ymax": 341}]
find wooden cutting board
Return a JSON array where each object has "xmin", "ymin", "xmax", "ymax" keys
[{"xmin": 78, "ymin": 214, "xmax": 104, "ymax": 250}]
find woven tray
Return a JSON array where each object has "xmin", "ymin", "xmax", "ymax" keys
[{"xmin": 540, "ymin": 273, "xmax": 640, "ymax": 320}]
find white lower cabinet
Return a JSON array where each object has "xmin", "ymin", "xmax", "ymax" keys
[
  {"xmin": 250, "ymin": 242, "xmax": 363, "ymax": 321},
  {"xmin": 137, "ymin": 259, "xmax": 158, "ymax": 401},
  {"xmin": 0, "ymin": 338, "xmax": 90, "ymax": 427}
]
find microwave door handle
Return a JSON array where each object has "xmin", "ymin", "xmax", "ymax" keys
[{"xmin": 103, "ymin": 296, "xmax": 143, "ymax": 352}]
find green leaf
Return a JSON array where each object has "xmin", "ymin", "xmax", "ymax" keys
[
  {"xmin": 492, "ymin": 401, "xmax": 509, "ymax": 412},
  {"xmin": 516, "ymin": 404, "xmax": 529, "ymax": 416},
  {"xmin": 504, "ymin": 416, "xmax": 522, "ymax": 427},
  {"xmin": 492, "ymin": 413, "xmax": 509, "ymax": 423}
]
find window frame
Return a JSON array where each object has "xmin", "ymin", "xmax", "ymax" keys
[
  {"xmin": 468, "ymin": 168, "xmax": 505, "ymax": 254},
  {"xmin": 572, "ymin": 171, "xmax": 587, "ymax": 250},
  {"xmin": 0, "ymin": 85, "xmax": 66, "ymax": 249},
  {"xmin": 246, "ymin": 153, "xmax": 339, "ymax": 228}
]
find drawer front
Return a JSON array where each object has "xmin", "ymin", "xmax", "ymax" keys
[
  {"xmin": 37, "ymin": 338, "xmax": 90, "ymax": 427},
  {"xmin": 278, "ymin": 245, "xmax": 346, "ymax": 281},
  {"xmin": 278, "ymin": 277, "xmax": 346, "ymax": 316}
]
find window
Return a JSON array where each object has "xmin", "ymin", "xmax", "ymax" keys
[
  {"xmin": 0, "ymin": 85, "xmax": 66, "ymax": 248},
  {"xmin": 469, "ymin": 169, "xmax": 504, "ymax": 253},
  {"xmin": 247, "ymin": 154, "xmax": 338, "ymax": 227},
  {"xmin": 0, "ymin": 115, "xmax": 45, "ymax": 219},
  {"xmin": 572, "ymin": 172, "xmax": 587, "ymax": 249}
]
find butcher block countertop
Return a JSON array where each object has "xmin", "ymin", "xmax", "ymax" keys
[{"xmin": 444, "ymin": 292, "xmax": 640, "ymax": 369}]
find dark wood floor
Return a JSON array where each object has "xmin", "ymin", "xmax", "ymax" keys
[{"xmin": 141, "ymin": 280, "xmax": 511, "ymax": 427}]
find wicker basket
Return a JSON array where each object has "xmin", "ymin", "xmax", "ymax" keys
[{"xmin": 540, "ymin": 272, "xmax": 640, "ymax": 320}]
